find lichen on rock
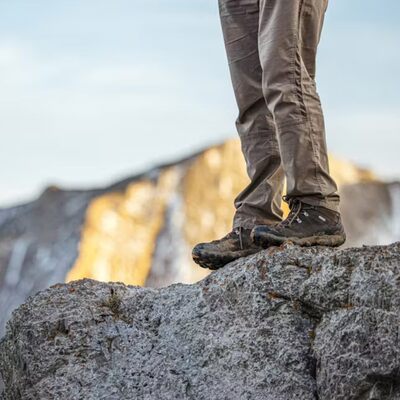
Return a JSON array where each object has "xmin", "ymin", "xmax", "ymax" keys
[{"xmin": 1, "ymin": 242, "xmax": 400, "ymax": 399}]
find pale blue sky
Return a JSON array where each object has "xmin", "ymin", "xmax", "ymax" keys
[{"xmin": 0, "ymin": 0, "xmax": 399, "ymax": 205}]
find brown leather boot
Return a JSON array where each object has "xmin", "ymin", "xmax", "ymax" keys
[
  {"xmin": 192, "ymin": 227, "xmax": 262, "ymax": 270},
  {"xmin": 251, "ymin": 200, "xmax": 346, "ymax": 248}
]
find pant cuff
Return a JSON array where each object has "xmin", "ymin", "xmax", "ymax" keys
[
  {"xmin": 296, "ymin": 198, "xmax": 340, "ymax": 213},
  {"xmin": 233, "ymin": 215, "xmax": 282, "ymax": 230}
]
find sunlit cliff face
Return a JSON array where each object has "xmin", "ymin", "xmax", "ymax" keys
[
  {"xmin": 67, "ymin": 139, "xmax": 375, "ymax": 287},
  {"xmin": 67, "ymin": 168, "xmax": 182, "ymax": 285}
]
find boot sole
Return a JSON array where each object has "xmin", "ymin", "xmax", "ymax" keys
[
  {"xmin": 252, "ymin": 231, "xmax": 346, "ymax": 248},
  {"xmin": 192, "ymin": 248, "xmax": 261, "ymax": 271},
  {"xmin": 192, "ymin": 254, "xmax": 227, "ymax": 270}
]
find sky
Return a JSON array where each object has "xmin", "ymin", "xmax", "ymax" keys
[{"xmin": 0, "ymin": 0, "xmax": 399, "ymax": 206}]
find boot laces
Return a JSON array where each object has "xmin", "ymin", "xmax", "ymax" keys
[
  {"xmin": 282, "ymin": 199, "xmax": 306, "ymax": 227},
  {"xmin": 233, "ymin": 226, "xmax": 244, "ymax": 250}
]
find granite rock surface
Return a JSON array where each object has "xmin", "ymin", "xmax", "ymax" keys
[{"xmin": 1, "ymin": 242, "xmax": 400, "ymax": 399}]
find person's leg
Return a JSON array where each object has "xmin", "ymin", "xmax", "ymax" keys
[
  {"xmin": 257, "ymin": 0, "xmax": 339, "ymax": 210},
  {"xmin": 192, "ymin": 0, "xmax": 284, "ymax": 270},
  {"xmin": 251, "ymin": 0, "xmax": 345, "ymax": 247},
  {"xmin": 219, "ymin": 0, "xmax": 284, "ymax": 229}
]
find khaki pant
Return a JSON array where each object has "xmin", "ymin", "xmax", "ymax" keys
[{"xmin": 219, "ymin": 0, "xmax": 340, "ymax": 229}]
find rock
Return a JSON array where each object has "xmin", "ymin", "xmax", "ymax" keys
[{"xmin": 1, "ymin": 242, "xmax": 400, "ymax": 399}]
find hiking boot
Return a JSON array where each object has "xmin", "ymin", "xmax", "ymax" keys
[
  {"xmin": 192, "ymin": 227, "xmax": 262, "ymax": 270},
  {"xmin": 251, "ymin": 200, "xmax": 346, "ymax": 247}
]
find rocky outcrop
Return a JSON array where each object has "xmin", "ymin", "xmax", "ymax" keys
[{"xmin": 1, "ymin": 242, "xmax": 400, "ymax": 400}]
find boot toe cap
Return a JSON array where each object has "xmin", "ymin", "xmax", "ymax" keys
[{"xmin": 192, "ymin": 244, "xmax": 204, "ymax": 255}]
